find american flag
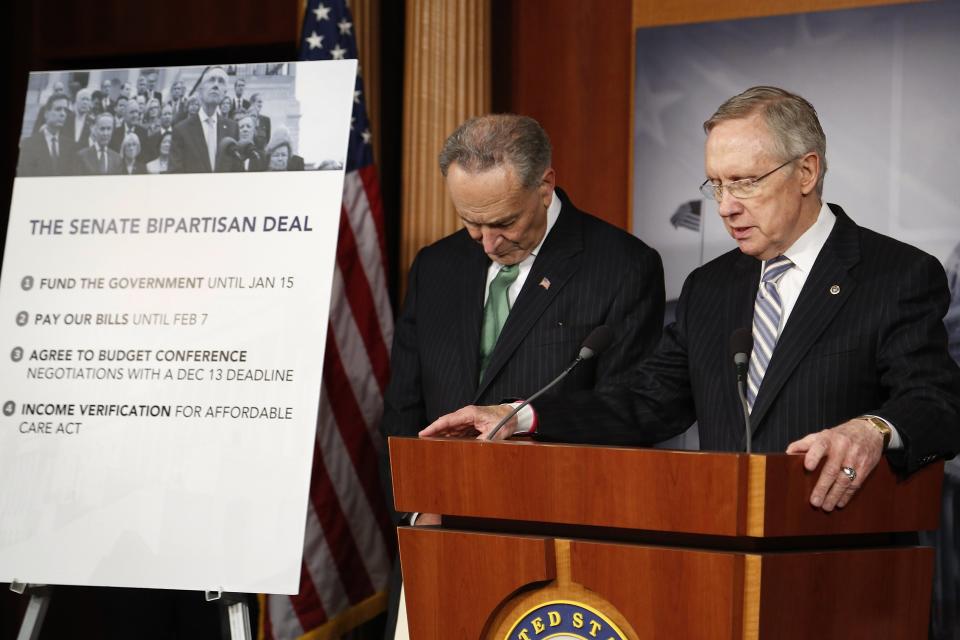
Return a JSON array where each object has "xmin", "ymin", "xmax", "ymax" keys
[
  {"xmin": 261, "ymin": 1, "xmax": 395, "ymax": 638},
  {"xmin": 669, "ymin": 200, "xmax": 702, "ymax": 232}
]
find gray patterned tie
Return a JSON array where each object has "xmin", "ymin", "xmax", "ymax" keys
[{"xmin": 747, "ymin": 256, "xmax": 794, "ymax": 410}]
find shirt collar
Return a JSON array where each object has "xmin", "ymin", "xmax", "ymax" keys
[
  {"xmin": 528, "ymin": 189, "xmax": 561, "ymax": 260},
  {"xmin": 773, "ymin": 201, "xmax": 836, "ymax": 274},
  {"xmin": 490, "ymin": 190, "xmax": 562, "ymax": 272}
]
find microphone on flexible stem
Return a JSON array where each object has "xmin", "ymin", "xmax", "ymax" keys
[
  {"xmin": 485, "ymin": 325, "xmax": 614, "ymax": 441},
  {"xmin": 729, "ymin": 328, "xmax": 753, "ymax": 454}
]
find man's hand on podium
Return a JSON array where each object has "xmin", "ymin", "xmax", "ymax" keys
[
  {"xmin": 419, "ymin": 404, "xmax": 516, "ymax": 439},
  {"xmin": 786, "ymin": 418, "xmax": 886, "ymax": 512}
]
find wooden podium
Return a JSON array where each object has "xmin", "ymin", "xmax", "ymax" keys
[{"xmin": 389, "ymin": 437, "xmax": 943, "ymax": 639}]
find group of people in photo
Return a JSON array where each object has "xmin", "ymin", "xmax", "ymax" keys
[{"xmin": 17, "ymin": 66, "xmax": 328, "ymax": 177}]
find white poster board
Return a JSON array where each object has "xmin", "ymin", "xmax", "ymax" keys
[{"xmin": 0, "ymin": 60, "xmax": 357, "ymax": 594}]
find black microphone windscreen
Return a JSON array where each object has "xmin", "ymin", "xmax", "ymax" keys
[
  {"xmin": 729, "ymin": 328, "xmax": 753, "ymax": 359},
  {"xmin": 579, "ymin": 325, "xmax": 614, "ymax": 360}
]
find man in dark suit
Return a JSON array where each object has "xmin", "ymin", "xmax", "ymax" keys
[
  {"xmin": 17, "ymin": 94, "xmax": 70, "ymax": 177},
  {"xmin": 74, "ymin": 112, "xmax": 123, "ymax": 175},
  {"xmin": 100, "ymin": 78, "xmax": 121, "ymax": 114},
  {"xmin": 167, "ymin": 81, "xmax": 189, "ymax": 125},
  {"xmin": 380, "ymin": 114, "xmax": 664, "ymax": 639},
  {"xmin": 64, "ymin": 88, "xmax": 94, "ymax": 151},
  {"xmin": 217, "ymin": 112, "xmax": 264, "ymax": 172},
  {"xmin": 383, "ymin": 113, "xmax": 664, "ymax": 455},
  {"xmin": 145, "ymin": 103, "xmax": 176, "ymax": 161},
  {"xmin": 424, "ymin": 87, "xmax": 960, "ymax": 514},
  {"xmin": 32, "ymin": 82, "xmax": 76, "ymax": 135},
  {"xmin": 109, "ymin": 99, "xmax": 148, "ymax": 153},
  {"xmin": 232, "ymin": 78, "xmax": 251, "ymax": 117},
  {"xmin": 141, "ymin": 69, "xmax": 163, "ymax": 105},
  {"xmin": 169, "ymin": 66, "xmax": 239, "ymax": 173},
  {"xmin": 247, "ymin": 93, "xmax": 271, "ymax": 151}
]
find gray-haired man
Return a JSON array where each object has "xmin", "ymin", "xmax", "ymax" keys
[{"xmin": 379, "ymin": 113, "xmax": 665, "ymax": 639}]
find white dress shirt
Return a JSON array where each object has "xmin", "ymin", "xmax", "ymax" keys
[
  {"xmin": 201, "ymin": 110, "xmax": 219, "ymax": 170},
  {"xmin": 772, "ymin": 201, "xmax": 835, "ymax": 330}
]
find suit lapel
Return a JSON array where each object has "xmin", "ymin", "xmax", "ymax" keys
[
  {"xmin": 458, "ymin": 240, "xmax": 490, "ymax": 395},
  {"xmin": 218, "ymin": 120, "xmax": 231, "ymax": 142},
  {"xmin": 749, "ymin": 205, "xmax": 861, "ymax": 431},
  {"xmin": 725, "ymin": 252, "xmax": 762, "ymax": 345},
  {"xmin": 474, "ymin": 200, "xmax": 583, "ymax": 400},
  {"xmin": 187, "ymin": 116, "xmax": 211, "ymax": 172}
]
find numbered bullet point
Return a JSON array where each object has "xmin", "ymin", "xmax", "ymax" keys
[
  {"xmin": 15, "ymin": 311, "xmax": 29, "ymax": 326},
  {"xmin": 11, "ymin": 347, "xmax": 23, "ymax": 362},
  {"xmin": 2, "ymin": 401, "xmax": 14, "ymax": 417},
  {"xmin": 21, "ymin": 276, "xmax": 34, "ymax": 291}
]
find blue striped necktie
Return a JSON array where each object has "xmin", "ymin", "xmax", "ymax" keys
[{"xmin": 747, "ymin": 255, "xmax": 794, "ymax": 410}]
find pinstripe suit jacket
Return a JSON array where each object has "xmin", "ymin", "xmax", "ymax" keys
[
  {"xmin": 381, "ymin": 189, "xmax": 666, "ymax": 441},
  {"xmin": 535, "ymin": 204, "xmax": 960, "ymax": 473}
]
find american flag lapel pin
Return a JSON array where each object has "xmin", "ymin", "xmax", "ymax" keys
[{"xmin": 539, "ymin": 277, "xmax": 551, "ymax": 290}]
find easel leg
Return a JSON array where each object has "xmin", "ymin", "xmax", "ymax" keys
[
  {"xmin": 13, "ymin": 585, "xmax": 51, "ymax": 640},
  {"xmin": 209, "ymin": 590, "xmax": 253, "ymax": 640},
  {"xmin": 226, "ymin": 600, "xmax": 253, "ymax": 640}
]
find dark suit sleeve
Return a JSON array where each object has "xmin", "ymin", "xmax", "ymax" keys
[
  {"xmin": 17, "ymin": 135, "xmax": 49, "ymax": 177},
  {"xmin": 592, "ymin": 244, "xmax": 665, "ymax": 387},
  {"xmin": 535, "ymin": 266, "xmax": 698, "ymax": 445},
  {"xmin": 869, "ymin": 254, "xmax": 960, "ymax": 472}
]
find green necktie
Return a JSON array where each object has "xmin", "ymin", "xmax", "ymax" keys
[{"xmin": 479, "ymin": 264, "xmax": 520, "ymax": 380}]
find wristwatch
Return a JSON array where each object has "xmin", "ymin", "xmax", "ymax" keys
[{"xmin": 859, "ymin": 415, "xmax": 892, "ymax": 450}]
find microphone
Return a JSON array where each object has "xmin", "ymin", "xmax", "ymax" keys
[
  {"xmin": 729, "ymin": 328, "xmax": 753, "ymax": 453},
  {"xmin": 485, "ymin": 325, "xmax": 614, "ymax": 441},
  {"xmin": 217, "ymin": 136, "xmax": 239, "ymax": 159}
]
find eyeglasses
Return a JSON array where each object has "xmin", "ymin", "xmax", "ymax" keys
[{"xmin": 699, "ymin": 158, "xmax": 798, "ymax": 202}]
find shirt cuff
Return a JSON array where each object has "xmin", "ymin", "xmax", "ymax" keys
[
  {"xmin": 509, "ymin": 402, "xmax": 537, "ymax": 435},
  {"xmin": 864, "ymin": 414, "xmax": 902, "ymax": 450}
]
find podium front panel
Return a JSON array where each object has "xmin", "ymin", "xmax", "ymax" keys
[{"xmin": 400, "ymin": 527, "xmax": 934, "ymax": 639}]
